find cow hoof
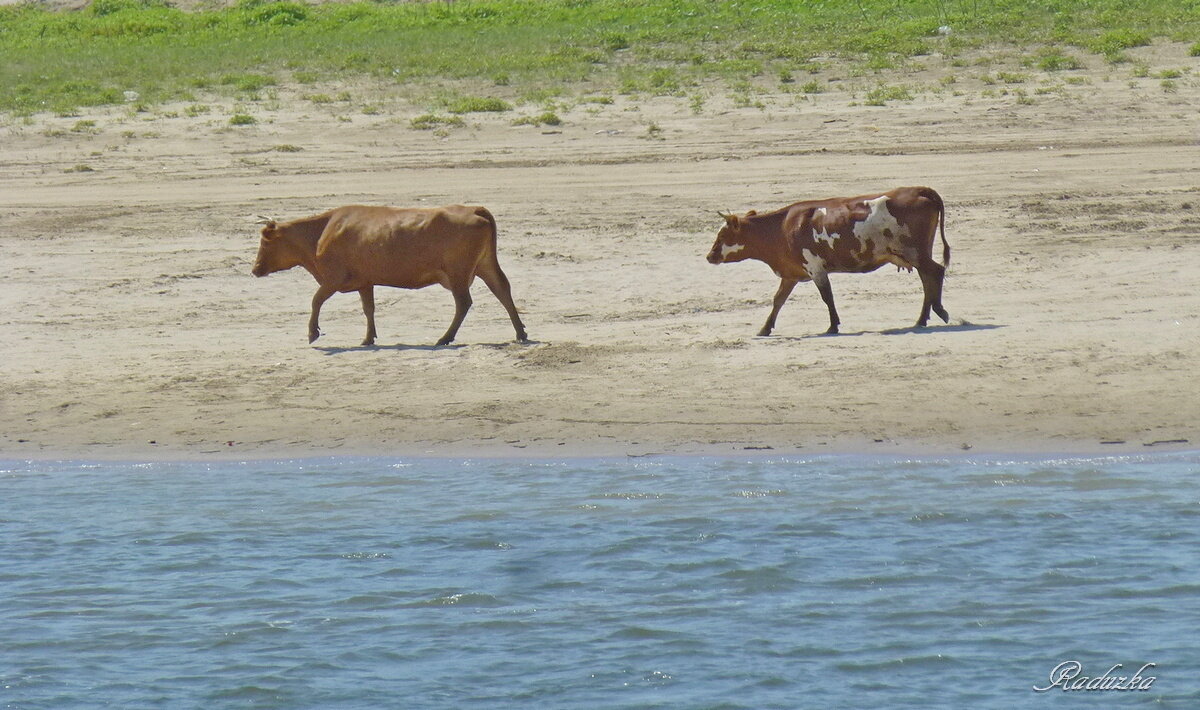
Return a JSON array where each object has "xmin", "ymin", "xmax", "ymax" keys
[
  {"xmin": 825, "ymin": 326, "xmax": 839, "ymax": 335},
  {"xmin": 435, "ymin": 338, "xmax": 453, "ymax": 347},
  {"xmin": 308, "ymin": 331, "xmax": 321, "ymax": 343},
  {"xmin": 361, "ymin": 339, "xmax": 375, "ymax": 347},
  {"xmin": 756, "ymin": 328, "xmax": 772, "ymax": 337}
]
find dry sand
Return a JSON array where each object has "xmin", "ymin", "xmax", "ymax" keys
[{"xmin": 3, "ymin": 44, "xmax": 1198, "ymax": 460}]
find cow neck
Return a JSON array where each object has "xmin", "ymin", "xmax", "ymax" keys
[
  {"xmin": 284, "ymin": 212, "xmax": 332, "ymax": 276},
  {"xmin": 743, "ymin": 210, "xmax": 788, "ymax": 264}
]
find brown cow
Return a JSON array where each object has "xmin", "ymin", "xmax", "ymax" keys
[
  {"xmin": 252, "ymin": 204, "xmax": 528, "ymax": 346},
  {"xmin": 706, "ymin": 186, "xmax": 950, "ymax": 335}
]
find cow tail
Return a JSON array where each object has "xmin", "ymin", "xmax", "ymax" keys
[
  {"xmin": 939, "ymin": 199, "xmax": 950, "ymax": 268},
  {"xmin": 477, "ymin": 206, "xmax": 499, "ymax": 248},
  {"xmin": 919, "ymin": 187, "xmax": 950, "ymax": 269}
]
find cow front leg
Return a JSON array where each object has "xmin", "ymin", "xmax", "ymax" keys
[
  {"xmin": 359, "ymin": 287, "xmax": 377, "ymax": 346},
  {"xmin": 812, "ymin": 272, "xmax": 839, "ymax": 334},
  {"xmin": 308, "ymin": 284, "xmax": 336, "ymax": 343},
  {"xmin": 436, "ymin": 286, "xmax": 473, "ymax": 346},
  {"xmin": 758, "ymin": 278, "xmax": 798, "ymax": 336}
]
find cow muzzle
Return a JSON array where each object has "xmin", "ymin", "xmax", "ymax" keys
[
  {"xmin": 706, "ymin": 249, "xmax": 723, "ymax": 264},
  {"xmin": 251, "ymin": 263, "xmax": 267, "ymax": 277}
]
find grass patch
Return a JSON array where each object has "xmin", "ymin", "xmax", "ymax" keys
[
  {"xmin": 229, "ymin": 113, "xmax": 257, "ymax": 125},
  {"xmin": 410, "ymin": 113, "xmax": 465, "ymax": 130},
  {"xmin": 273, "ymin": 144, "xmax": 303, "ymax": 152},
  {"xmin": 863, "ymin": 84, "xmax": 913, "ymax": 105},
  {"xmin": 1035, "ymin": 50, "xmax": 1084, "ymax": 71},
  {"xmin": 1088, "ymin": 29, "xmax": 1151, "ymax": 62},
  {"xmin": 445, "ymin": 96, "xmax": 512, "ymax": 114},
  {"xmin": 995, "ymin": 71, "xmax": 1029, "ymax": 83},
  {"xmin": 513, "ymin": 111, "xmax": 562, "ymax": 126},
  {"xmin": 1, "ymin": 0, "xmax": 1198, "ymax": 114},
  {"xmin": 220, "ymin": 73, "xmax": 275, "ymax": 93}
]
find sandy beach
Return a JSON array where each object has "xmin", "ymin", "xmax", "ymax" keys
[{"xmin": 3, "ymin": 42, "xmax": 1198, "ymax": 460}]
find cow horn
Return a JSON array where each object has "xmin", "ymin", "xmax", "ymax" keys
[{"xmin": 254, "ymin": 215, "xmax": 275, "ymax": 225}]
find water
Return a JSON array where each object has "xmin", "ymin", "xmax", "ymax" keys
[{"xmin": 2, "ymin": 453, "xmax": 1198, "ymax": 709}]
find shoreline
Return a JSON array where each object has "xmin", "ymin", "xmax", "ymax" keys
[
  {"xmin": 4, "ymin": 51, "xmax": 1199, "ymax": 459},
  {"xmin": 3, "ymin": 434, "xmax": 1194, "ymax": 465}
]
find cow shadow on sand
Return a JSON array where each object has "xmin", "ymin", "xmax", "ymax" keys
[
  {"xmin": 764, "ymin": 321, "xmax": 1004, "ymax": 341},
  {"xmin": 879, "ymin": 321, "xmax": 1005, "ymax": 336},
  {"xmin": 314, "ymin": 340, "xmax": 543, "ymax": 355}
]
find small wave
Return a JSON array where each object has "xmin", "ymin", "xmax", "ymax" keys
[
  {"xmin": 607, "ymin": 626, "xmax": 689, "ymax": 641},
  {"xmin": 835, "ymin": 654, "xmax": 959, "ymax": 672},
  {"xmin": 406, "ymin": 592, "xmax": 504, "ymax": 608},
  {"xmin": 907, "ymin": 511, "xmax": 971, "ymax": 524},
  {"xmin": 732, "ymin": 489, "xmax": 788, "ymax": 498},
  {"xmin": 1104, "ymin": 583, "xmax": 1200, "ymax": 599}
]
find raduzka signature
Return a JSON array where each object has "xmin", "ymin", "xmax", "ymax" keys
[{"xmin": 1033, "ymin": 661, "xmax": 1157, "ymax": 692}]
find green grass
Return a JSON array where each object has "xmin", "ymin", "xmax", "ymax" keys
[
  {"xmin": 513, "ymin": 111, "xmax": 562, "ymax": 127},
  {"xmin": 994, "ymin": 71, "xmax": 1029, "ymax": 83},
  {"xmin": 445, "ymin": 96, "xmax": 512, "ymax": 113},
  {"xmin": 1034, "ymin": 50, "xmax": 1084, "ymax": 71},
  {"xmin": 863, "ymin": 84, "xmax": 914, "ymax": 105},
  {"xmin": 1, "ymin": 0, "xmax": 1198, "ymax": 114},
  {"xmin": 410, "ymin": 114, "xmax": 465, "ymax": 130}
]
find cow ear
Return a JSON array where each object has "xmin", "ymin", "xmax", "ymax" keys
[
  {"xmin": 723, "ymin": 213, "xmax": 739, "ymax": 229},
  {"xmin": 745, "ymin": 210, "xmax": 757, "ymax": 217}
]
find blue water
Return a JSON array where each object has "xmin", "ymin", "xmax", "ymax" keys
[{"xmin": 2, "ymin": 453, "xmax": 1198, "ymax": 709}]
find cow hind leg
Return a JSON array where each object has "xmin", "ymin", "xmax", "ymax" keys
[
  {"xmin": 916, "ymin": 259, "xmax": 949, "ymax": 327},
  {"xmin": 812, "ymin": 273, "xmax": 840, "ymax": 334},
  {"xmin": 359, "ymin": 287, "xmax": 377, "ymax": 346},
  {"xmin": 477, "ymin": 263, "xmax": 528, "ymax": 343},
  {"xmin": 759, "ymin": 278, "xmax": 798, "ymax": 336},
  {"xmin": 308, "ymin": 284, "xmax": 336, "ymax": 343},
  {"xmin": 436, "ymin": 285, "xmax": 473, "ymax": 346}
]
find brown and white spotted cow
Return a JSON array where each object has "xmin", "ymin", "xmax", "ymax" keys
[{"xmin": 706, "ymin": 186, "xmax": 951, "ymax": 335}]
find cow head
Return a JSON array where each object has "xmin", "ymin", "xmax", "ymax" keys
[
  {"xmin": 706, "ymin": 210, "xmax": 755, "ymax": 264},
  {"xmin": 251, "ymin": 219, "xmax": 299, "ymax": 277}
]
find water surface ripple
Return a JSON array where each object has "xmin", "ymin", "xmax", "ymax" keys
[{"xmin": 2, "ymin": 453, "xmax": 1197, "ymax": 708}]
